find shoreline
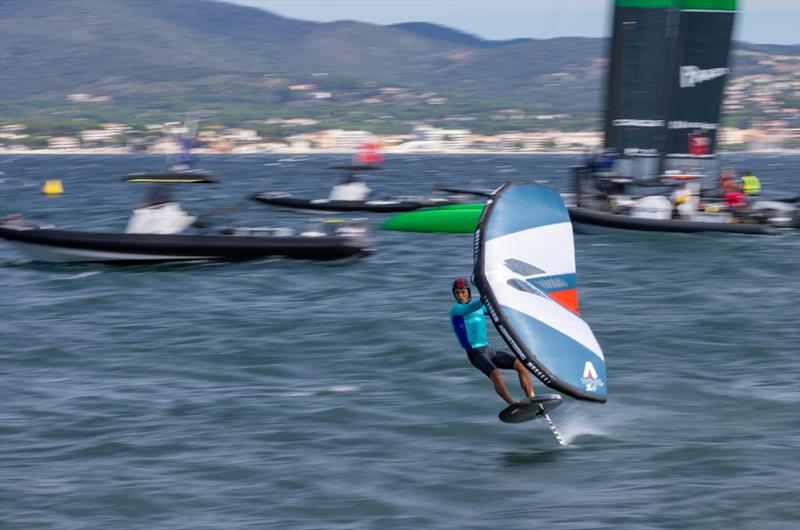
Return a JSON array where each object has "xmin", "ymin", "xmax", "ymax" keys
[
  {"xmin": 1, "ymin": 147, "xmax": 797, "ymax": 156},
  {"xmin": 0, "ymin": 147, "xmax": 584, "ymax": 156}
]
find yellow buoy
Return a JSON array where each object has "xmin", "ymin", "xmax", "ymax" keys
[{"xmin": 42, "ymin": 179, "xmax": 64, "ymax": 195}]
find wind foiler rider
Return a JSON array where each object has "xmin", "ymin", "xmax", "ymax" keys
[{"xmin": 449, "ymin": 277, "xmax": 534, "ymax": 405}]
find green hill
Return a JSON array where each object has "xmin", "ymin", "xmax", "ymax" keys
[{"xmin": 0, "ymin": 0, "xmax": 796, "ymax": 132}]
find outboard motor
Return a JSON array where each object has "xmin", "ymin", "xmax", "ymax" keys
[{"xmin": 748, "ymin": 200, "xmax": 799, "ymax": 229}]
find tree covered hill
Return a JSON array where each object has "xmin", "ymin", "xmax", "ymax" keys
[{"xmin": 1, "ymin": 0, "xmax": 796, "ymax": 132}]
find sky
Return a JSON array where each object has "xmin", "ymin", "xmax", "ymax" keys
[{"xmin": 222, "ymin": 0, "xmax": 800, "ymax": 45}]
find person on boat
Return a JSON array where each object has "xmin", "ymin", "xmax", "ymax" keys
[
  {"xmin": 670, "ymin": 185, "xmax": 691, "ymax": 219},
  {"xmin": 740, "ymin": 171, "xmax": 761, "ymax": 198},
  {"xmin": 716, "ymin": 169, "xmax": 742, "ymax": 201},
  {"xmin": 719, "ymin": 169, "xmax": 740, "ymax": 193},
  {"xmin": 723, "ymin": 186, "xmax": 748, "ymax": 221},
  {"xmin": 449, "ymin": 277, "xmax": 534, "ymax": 405},
  {"xmin": 169, "ymin": 134, "xmax": 195, "ymax": 173}
]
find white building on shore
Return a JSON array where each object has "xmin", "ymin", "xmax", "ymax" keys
[
  {"xmin": 48, "ymin": 136, "xmax": 80, "ymax": 149},
  {"xmin": 412, "ymin": 125, "xmax": 471, "ymax": 149}
]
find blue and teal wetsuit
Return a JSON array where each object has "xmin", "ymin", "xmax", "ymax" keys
[
  {"xmin": 450, "ymin": 299, "xmax": 517, "ymax": 377},
  {"xmin": 450, "ymin": 299, "xmax": 488, "ymax": 350}
]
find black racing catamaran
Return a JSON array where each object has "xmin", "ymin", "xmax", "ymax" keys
[{"xmin": 572, "ymin": 0, "xmax": 798, "ymax": 233}]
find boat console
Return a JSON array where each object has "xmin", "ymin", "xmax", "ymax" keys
[
  {"xmin": 125, "ymin": 202, "xmax": 197, "ymax": 235},
  {"xmin": 328, "ymin": 181, "xmax": 371, "ymax": 201}
]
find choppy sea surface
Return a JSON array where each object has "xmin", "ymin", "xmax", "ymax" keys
[{"xmin": 1, "ymin": 153, "xmax": 798, "ymax": 530}]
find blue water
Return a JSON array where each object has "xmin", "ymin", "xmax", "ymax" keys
[{"xmin": 1, "ymin": 154, "xmax": 799, "ymax": 529}]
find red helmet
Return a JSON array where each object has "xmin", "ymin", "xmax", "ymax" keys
[{"xmin": 452, "ymin": 277, "xmax": 472, "ymax": 301}]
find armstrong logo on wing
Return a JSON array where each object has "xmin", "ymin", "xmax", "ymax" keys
[
  {"xmin": 680, "ymin": 66, "xmax": 729, "ymax": 88},
  {"xmin": 580, "ymin": 361, "xmax": 604, "ymax": 392}
]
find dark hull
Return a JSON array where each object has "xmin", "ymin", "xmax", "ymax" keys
[
  {"xmin": 0, "ymin": 226, "xmax": 369, "ymax": 263},
  {"xmin": 568, "ymin": 207, "xmax": 781, "ymax": 235},
  {"xmin": 435, "ymin": 185, "xmax": 494, "ymax": 197},
  {"xmin": 123, "ymin": 171, "xmax": 217, "ymax": 183},
  {"xmin": 251, "ymin": 193, "xmax": 464, "ymax": 213}
]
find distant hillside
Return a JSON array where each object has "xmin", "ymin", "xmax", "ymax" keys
[
  {"xmin": 0, "ymin": 0, "xmax": 797, "ymax": 132},
  {"xmin": 0, "ymin": 0, "xmax": 600, "ymax": 102},
  {"xmin": 389, "ymin": 22, "xmax": 532, "ymax": 48}
]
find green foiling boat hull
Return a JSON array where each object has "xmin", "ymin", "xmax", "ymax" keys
[{"xmin": 381, "ymin": 204, "xmax": 483, "ymax": 233}]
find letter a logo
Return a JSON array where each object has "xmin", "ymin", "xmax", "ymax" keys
[
  {"xmin": 580, "ymin": 361, "xmax": 603, "ymax": 392},
  {"xmin": 582, "ymin": 361, "xmax": 598, "ymax": 379}
]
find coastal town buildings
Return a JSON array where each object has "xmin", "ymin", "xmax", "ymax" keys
[
  {"xmin": 3, "ymin": 45, "xmax": 796, "ymax": 155},
  {"xmin": 1, "ymin": 121, "xmax": 796, "ymax": 154},
  {"xmin": 2, "ymin": 55, "xmax": 798, "ymax": 156},
  {"xmin": 47, "ymin": 136, "xmax": 80, "ymax": 149}
]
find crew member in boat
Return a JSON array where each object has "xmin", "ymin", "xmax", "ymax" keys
[
  {"xmin": 740, "ymin": 171, "xmax": 761, "ymax": 198},
  {"xmin": 722, "ymin": 180, "xmax": 748, "ymax": 222},
  {"xmin": 449, "ymin": 277, "xmax": 534, "ymax": 405},
  {"xmin": 670, "ymin": 186, "xmax": 691, "ymax": 219},
  {"xmin": 719, "ymin": 170, "xmax": 748, "ymax": 208},
  {"xmin": 719, "ymin": 169, "xmax": 740, "ymax": 194}
]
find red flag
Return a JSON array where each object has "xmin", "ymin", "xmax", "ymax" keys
[{"xmin": 354, "ymin": 143, "xmax": 383, "ymax": 164}]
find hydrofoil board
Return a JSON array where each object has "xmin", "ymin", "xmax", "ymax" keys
[{"xmin": 499, "ymin": 394, "xmax": 562, "ymax": 424}]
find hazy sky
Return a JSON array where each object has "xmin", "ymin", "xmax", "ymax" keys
[{"xmin": 222, "ymin": 0, "xmax": 800, "ymax": 45}]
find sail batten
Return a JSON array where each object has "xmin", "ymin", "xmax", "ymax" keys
[{"xmin": 474, "ymin": 183, "xmax": 607, "ymax": 403}]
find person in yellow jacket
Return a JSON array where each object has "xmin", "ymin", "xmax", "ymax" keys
[{"xmin": 741, "ymin": 171, "xmax": 761, "ymax": 197}]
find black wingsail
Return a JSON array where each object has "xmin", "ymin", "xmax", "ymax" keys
[
  {"xmin": 602, "ymin": 0, "xmax": 737, "ymax": 175},
  {"xmin": 603, "ymin": 3, "xmax": 674, "ymax": 157},
  {"xmin": 665, "ymin": 4, "xmax": 736, "ymax": 155}
]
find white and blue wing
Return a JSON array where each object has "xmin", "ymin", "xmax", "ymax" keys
[{"xmin": 474, "ymin": 182, "xmax": 607, "ymax": 402}]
